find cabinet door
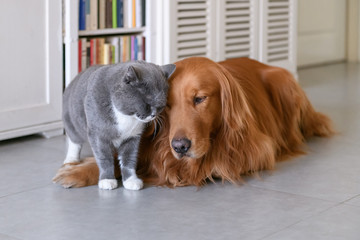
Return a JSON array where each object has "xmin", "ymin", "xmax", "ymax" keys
[
  {"xmin": 216, "ymin": 0, "xmax": 259, "ymax": 61},
  {"xmin": 259, "ymin": 0, "xmax": 298, "ymax": 75},
  {"xmin": 297, "ymin": 0, "xmax": 346, "ymax": 67},
  {"xmin": 162, "ymin": 0, "xmax": 215, "ymax": 63},
  {"xmin": 0, "ymin": 0, "xmax": 63, "ymax": 140}
]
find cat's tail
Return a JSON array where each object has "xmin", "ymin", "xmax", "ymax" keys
[{"xmin": 53, "ymin": 157, "xmax": 104, "ymax": 188}]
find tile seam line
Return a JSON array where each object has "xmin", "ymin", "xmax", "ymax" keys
[
  {"xmin": 0, "ymin": 184, "xmax": 52, "ymax": 200},
  {"xmin": 0, "ymin": 232, "xmax": 22, "ymax": 240},
  {"xmin": 248, "ymin": 183, "xmax": 339, "ymax": 204}
]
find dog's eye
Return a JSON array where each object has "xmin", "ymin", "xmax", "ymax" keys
[{"xmin": 194, "ymin": 96, "xmax": 207, "ymax": 105}]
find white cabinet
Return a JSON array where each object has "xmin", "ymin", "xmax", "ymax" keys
[
  {"xmin": 0, "ymin": 0, "xmax": 63, "ymax": 141},
  {"xmin": 297, "ymin": 0, "xmax": 346, "ymax": 67},
  {"xmin": 153, "ymin": 0, "xmax": 297, "ymax": 75},
  {"xmin": 0, "ymin": 0, "xmax": 297, "ymax": 141}
]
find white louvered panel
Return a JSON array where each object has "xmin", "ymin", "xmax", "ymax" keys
[
  {"xmin": 217, "ymin": 0, "xmax": 258, "ymax": 61},
  {"xmin": 177, "ymin": 33, "xmax": 207, "ymax": 41},
  {"xmin": 266, "ymin": 0, "xmax": 290, "ymax": 62},
  {"xmin": 259, "ymin": 0, "xmax": 297, "ymax": 75},
  {"xmin": 165, "ymin": 0, "xmax": 212, "ymax": 62}
]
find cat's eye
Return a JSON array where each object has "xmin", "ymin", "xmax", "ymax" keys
[{"xmin": 194, "ymin": 96, "xmax": 207, "ymax": 105}]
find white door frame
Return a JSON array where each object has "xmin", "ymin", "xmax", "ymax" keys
[{"xmin": 347, "ymin": 0, "xmax": 360, "ymax": 62}]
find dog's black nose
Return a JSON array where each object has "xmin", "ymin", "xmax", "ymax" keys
[{"xmin": 171, "ymin": 138, "xmax": 191, "ymax": 154}]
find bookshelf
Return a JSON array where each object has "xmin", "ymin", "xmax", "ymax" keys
[
  {"xmin": 79, "ymin": 27, "xmax": 145, "ymax": 37},
  {"xmin": 64, "ymin": 0, "xmax": 148, "ymax": 86}
]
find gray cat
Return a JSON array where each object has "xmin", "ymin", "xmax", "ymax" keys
[{"xmin": 62, "ymin": 61, "xmax": 176, "ymax": 190}]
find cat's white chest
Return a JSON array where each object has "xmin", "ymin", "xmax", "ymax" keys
[{"xmin": 112, "ymin": 105, "xmax": 145, "ymax": 146}]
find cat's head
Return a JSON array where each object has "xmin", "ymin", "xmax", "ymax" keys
[{"xmin": 113, "ymin": 61, "xmax": 176, "ymax": 122}]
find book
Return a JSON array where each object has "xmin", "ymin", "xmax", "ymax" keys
[
  {"xmin": 117, "ymin": 0, "xmax": 123, "ymax": 28},
  {"xmin": 79, "ymin": 0, "xmax": 86, "ymax": 30},
  {"xmin": 137, "ymin": 35, "xmax": 142, "ymax": 60},
  {"xmin": 81, "ymin": 38, "xmax": 87, "ymax": 71},
  {"xmin": 105, "ymin": 0, "xmax": 113, "ymax": 28},
  {"xmin": 132, "ymin": 0, "xmax": 136, "ymax": 28},
  {"xmin": 134, "ymin": 36, "xmax": 138, "ymax": 60},
  {"xmin": 124, "ymin": 0, "xmax": 132, "ymax": 28},
  {"xmin": 104, "ymin": 43, "xmax": 110, "ymax": 64},
  {"xmin": 78, "ymin": 39, "xmax": 82, "ymax": 72},
  {"xmin": 142, "ymin": 36, "xmax": 146, "ymax": 60},
  {"xmin": 90, "ymin": 39, "xmax": 97, "ymax": 65},
  {"xmin": 112, "ymin": 0, "xmax": 117, "ymax": 28},
  {"xmin": 86, "ymin": 41, "xmax": 91, "ymax": 68},
  {"xmin": 98, "ymin": 38, "xmax": 105, "ymax": 64},
  {"xmin": 95, "ymin": 38, "xmax": 101, "ymax": 64},
  {"xmin": 136, "ymin": 0, "xmax": 142, "ymax": 28},
  {"xmin": 86, "ymin": 0, "xmax": 91, "ymax": 30},
  {"xmin": 141, "ymin": 0, "xmax": 145, "ymax": 26},
  {"xmin": 130, "ymin": 35, "xmax": 135, "ymax": 60},
  {"xmin": 109, "ymin": 37, "xmax": 119, "ymax": 63},
  {"xmin": 99, "ymin": 0, "xmax": 106, "ymax": 29},
  {"xmin": 90, "ymin": 0, "xmax": 98, "ymax": 30},
  {"xmin": 111, "ymin": 45, "xmax": 116, "ymax": 64},
  {"xmin": 119, "ymin": 37, "xmax": 123, "ymax": 62}
]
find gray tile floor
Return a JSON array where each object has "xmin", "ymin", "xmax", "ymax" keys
[{"xmin": 0, "ymin": 63, "xmax": 359, "ymax": 240}]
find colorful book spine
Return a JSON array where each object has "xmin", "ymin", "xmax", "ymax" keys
[
  {"xmin": 117, "ymin": 0, "xmax": 123, "ymax": 28},
  {"xmin": 78, "ymin": 40, "xmax": 82, "ymax": 72},
  {"xmin": 130, "ymin": 35, "xmax": 135, "ymax": 60},
  {"xmin": 86, "ymin": 0, "xmax": 91, "ymax": 30},
  {"xmin": 79, "ymin": 35, "xmax": 144, "ymax": 71},
  {"xmin": 136, "ymin": 0, "xmax": 142, "ymax": 28},
  {"xmin": 132, "ymin": 0, "xmax": 136, "ymax": 27},
  {"xmin": 79, "ymin": 0, "xmax": 86, "ymax": 30},
  {"xmin": 112, "ymin": 0, "xmax": 117, "ymax": 28},
  {"xmin": 142, "ymin": 36, "xmax": 145, "ymax": 60},
  {"xmin": 90, "ymin": 0, "xmax": 98, "ymax": 30},
  {"xmin": 141, "ymin": 0, "xmax": 145, "ymax": 26},
  {"xmin": 99, "ymin": 0, "xmax": 106, "ymax": 29},
  {"xmin": 81, "ymin": 38, "xmax": 87, "ymax": 71},
  {"xmin": 98, "ymin": 38, "xmax": 105, "ymax": 64},
  {"xmin": 79, "ymin": 0, "xmax": 144, "ymax": 30},
  {"xmin": 137, "ymin": 35, "xmax": 142, "ymax": 60}
]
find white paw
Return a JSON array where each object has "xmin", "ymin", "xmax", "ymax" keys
[
  {"xmin": 63, "ymin": 158, "xmax": 80, "ymax": 164},
  {"xmin": 98, "ymin": 179, "xmax": 118, "ymax": 190},
  {"xmin": 123, "ymin": 176, "xmax": 143, "ymax": 190}
]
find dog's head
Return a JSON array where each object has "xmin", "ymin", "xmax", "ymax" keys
[{"xmin": 165, "ymin": 57, "xmax": 250, "ymax": 160}]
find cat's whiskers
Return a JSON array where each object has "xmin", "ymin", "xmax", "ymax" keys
[{"xmin": 152, "ymin": 115, "xmax": 165, "ymax": 139}]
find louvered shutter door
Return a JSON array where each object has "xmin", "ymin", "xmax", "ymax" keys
[
  {"xmin": 164, "ymin": 0, "xmax": 214, "ymax": 63},
  {"xmin": 259, "ymin": 0, "xmax": 297, "ymax": 74},
  {"xmin": 216, "ymin": 0, "xmax": 258, "ymax": 61}
]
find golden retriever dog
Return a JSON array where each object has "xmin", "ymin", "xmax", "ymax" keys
[{"xmin": 53, "ymin": 57, "xmax": 333, "ymax": 188}]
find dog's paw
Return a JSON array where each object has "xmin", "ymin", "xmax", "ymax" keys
[
  {"xmin": 53, "ymin": 158, "xmax": 99, "ymax": 188},
  {"xmin": 98, "ymin": 179, "xmax": 118, "ymax": 190},
  {"xmin": 123, "ymin": 176, "xmax": 143, "ymax": 190}
]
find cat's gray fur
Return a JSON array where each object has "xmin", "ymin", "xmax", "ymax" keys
[{"xmin": 62, "ymin": 61, "xmax": 176, "ymax": 190}]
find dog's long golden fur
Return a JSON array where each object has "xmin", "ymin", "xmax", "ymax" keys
[{"xmin": 53, "ymin": 57, "xmax": 333, "ymax": 188}]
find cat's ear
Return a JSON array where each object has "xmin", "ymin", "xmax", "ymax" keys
[
  {"xmin": 124, "ymin": 66, "xmax": 139, "ymax": 84},
  {"xmin": 161, "ymin": 64, "xmax": 176, "ymax": 79}
]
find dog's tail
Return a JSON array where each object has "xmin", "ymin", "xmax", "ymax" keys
[
  {"xmin": 299, "ymin": 96, "xmax": 334, "ymax": 139},
  {"xmin": 53, "ymin": 158, "xmax": 103, "ymax": 188}
]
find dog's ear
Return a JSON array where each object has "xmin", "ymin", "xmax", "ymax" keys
[
  {"xmin": 161, "ymin": 64, "xmax": 176, "ymax": 79},
  {"xmin": 215, "ymin": 64, "xmax": 252, "ymax": 130}
]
